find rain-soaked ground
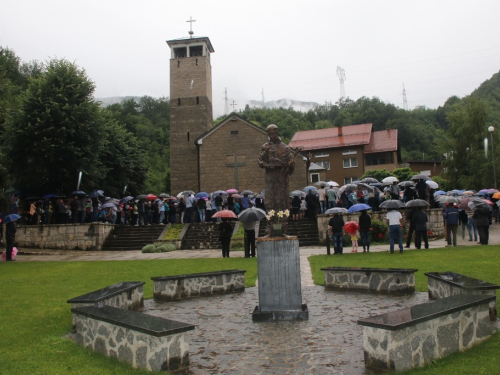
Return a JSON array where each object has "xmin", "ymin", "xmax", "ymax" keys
[{"xmin": 142, "ymin": 287, "xmax": 429, "ymax": 375}]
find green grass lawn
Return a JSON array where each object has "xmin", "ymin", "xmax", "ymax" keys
[
  {"xmin": 0, "ymin": 258, "xmax": 257, "ymax": 374},
  {"xmin": 309, "ymin": 246, "xmax": 500, "ymax": 375}
]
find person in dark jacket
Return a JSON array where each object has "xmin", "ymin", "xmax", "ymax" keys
[
  {"xmin": 404, "ymin": 186, "xmax": 416, "ymax": 202},
  {"xmin": 405, "ymin": 208, "xmax": 416, "ymax": 248},
  {"xmin": 5, "ymin": 220, "xmax": 16, "ymax": 261},
  {"xmin": 219, "ymin": 218, "xmax": 233, "ymax": 257},
  {"xmin": 305, "ymin": 190, "xmax": 317, "ymax": 220},
  {"xmin": 413, "ymin": 207, "xmax": 429, "ymax": 249},
  {"xmin": 291, "ymin": 195, "xmax": 301, "ymax": 221},
  {"xmin": 328, "ymin": 213, "xmax": 345, "ymax": 254},
  {"xmin": 358, "ymin": 210, "xmax": 371, "ymax": 252},
  {"xmin": 473, "ymin": 206, "xmax": 490, "ymax": 245},
  {"xmin": 443, "ymin": 203, "xmax": 460, "ymax": 247}
]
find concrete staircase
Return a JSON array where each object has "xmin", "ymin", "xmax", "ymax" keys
[
  {"xmin": 101, "ymin": 225, "xmax": 165, "ymax": 251},
  {"xmin": 257, "ymin": 217, "xmax": 320, "ymax": 246},
  {"xmin": 181, "ymin": 222, "xmax": 235, "ymax": 250}
]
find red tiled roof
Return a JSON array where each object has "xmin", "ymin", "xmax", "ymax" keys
[
  {"xmin": 289, "ymin": 124, "xmax": 372, "ymax": 151},
  {"xmin": 364, "ymin": 129, "xmax": 398, "ymax": 153}
]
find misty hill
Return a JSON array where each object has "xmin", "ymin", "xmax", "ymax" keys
[
  {"xmin": 243, "ymin": 98, "xmax": 320, "ymax": 112},
  {"xmin": 96, "ymin": 96, "xmax": 142, "ymax": 107}
]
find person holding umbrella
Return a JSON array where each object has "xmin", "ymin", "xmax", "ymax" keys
[
  {"xmin": 358, "ymin": 210, "xmax": 371, "ymax": 252},
  {"xmin": 328, "ymin": 212, "xmax": 345, "ymax": 255},
  {"xmin": 4, "ymin": 214, "xmax": 20, "ymax": 261},
  {"xmin": 385, "ymin": 208, "xmax": 404, "ymax": 253},
  {"xmin": 219, "ymin": 218, "xmax": 233, "ymax": 258}
]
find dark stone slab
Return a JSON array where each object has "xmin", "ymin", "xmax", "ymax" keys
[
  {"xmin": 151, "ymin": 269, "xmax": 246, "ymax": 281},
  {"xmin": 321, "ymin": 266, "xmax": 418, "ymax": 274},
  {"xmin": 71, "ymin": 305, "xmax": 195, "ymax": 337},
  {"xmin": 252, "ymin": 304, "xmax": 309, "ymax": 322},
  {"xmin": 67, "ymin": 282, "xmax": 145, "ymax": 304},
  {"xmin": 425, "ymin": 271, "xmax": 499, "ymax": 290},
  {"xmin": 358, "ymin": 294, "xmax": 495, "ymax": 330}
]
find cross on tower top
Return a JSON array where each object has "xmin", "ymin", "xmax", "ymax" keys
[{"xmin": 187, "ymin": 16, "xmax": 196, "ymax": 38}]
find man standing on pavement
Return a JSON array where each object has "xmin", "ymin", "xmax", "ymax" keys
[
  {"xmin": 443, "ymin": 203, "xmax": 459, "ymax": 247},
  {"xmin": 184, "ymin": 194, "xmax": 195, "ymax": 223},
  {"xmin": 241, "ymin": 220, "xmax": 257, "ymax": 257},
  {"xmin": 328, "ymin": 213, "xmax": 345, "ymax": 254},
  {"xmin": 386, "ymin": 208, "xmax": 404, "ymax": 253}
]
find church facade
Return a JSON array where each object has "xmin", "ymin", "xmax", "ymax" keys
[{"xmin": 167, "ymin": 33, "xmax": 307, "ymax": 195}]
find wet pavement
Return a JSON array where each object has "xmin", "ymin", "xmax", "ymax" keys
[{"xmin": 12, "ymin": 224, "xmax": 500, "ymax": 374}]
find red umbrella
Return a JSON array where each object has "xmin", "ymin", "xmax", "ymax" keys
[
  {"xmin": 344, "ymin": 221, "xmax": 360, "ymax": 235},
  {"xmin": 212, "ymin": 210, "xmax": 237, "ymax": 219},
  {"xmin": 146, "ymin": 194, "xmax": 158, "ymax": 200}
]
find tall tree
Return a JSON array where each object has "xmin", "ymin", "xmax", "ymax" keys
[
  {"xmin": 439, "ymin": 97, "xmax": 490, "ymax": 189},
  {"xmin": 4, "ymin": 59, "xmax": 104, "ymax": 195}
]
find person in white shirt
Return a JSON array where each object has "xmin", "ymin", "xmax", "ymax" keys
[
  {"xmin": 318, "ymin": 187, "xmax": 326, "ymax": 213},
  {"xmin": 386, "ymin": 209, "xmax": 404, "ymax": 253}
]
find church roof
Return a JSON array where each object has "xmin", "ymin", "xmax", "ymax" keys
[
  {"xmin": 166, "ymin": 36, "xmax": 215, "ymax": 52},
  {"xmin": 289, "ymin": 124, "xmax": 373, "ymax": 151},
  {"xmin": 195, "ymin": 113, "xmax": 267, "ymax": 145},
  {"xmin": 364, "ymin": 129, "xmax": 398, "ymax": 154}
]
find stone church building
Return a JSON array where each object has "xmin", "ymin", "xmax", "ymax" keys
[{"xmin": 167, "ymin": 34, "xmax": 307, "ymax": 195}]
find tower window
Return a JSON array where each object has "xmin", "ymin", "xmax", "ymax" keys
[
  {"xmin": 174, "ymin": 47, "xmax": 187, "ymax": 58},
  {"xmin": 196, "ymin": 58, "xmax": 198, "ymax": 66},
  {"xmin": 187, "ymin": 132, "xmax": 190, "ymax": 141},
  {"xmin": 231, "ymin": 131, "xmax": 239, "ymax": 135},
  {"xmin": 189, "ymin": 45, "xmax": 203, "ymax": 56},
  {"xmin": 196, "ymin": 97, "xmax": 199, "ymax": 104},
  {"xmin": 178, "ymin": 98, "xmax": 181, "ymax": 105},
  {"xmin": 177, "ymin": 60, "xmax": 180, "ymax": 67}
]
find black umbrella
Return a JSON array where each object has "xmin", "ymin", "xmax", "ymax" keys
[
  {"xmin": 241, "ymin": 190, "xmax": 254, "ymax": 195},
  {"xmin": 405, "ymin": 199, "xmax": 430, "ymax": 208},
  {"xmin": 398, "ymin": 181, "xmax": 415, "ymax": 188},
  {"xmin": 360, "ymin": 177, "xmax": 379, "ymax": 184},
  {"xmin": 411, "ymin": 174, "xmax": 431, "ymax": 181},
  {"xmin": 379, "ymin": 200, "xmax": 406, "ymax": 209},
  {"xmin": 238, "ymin": 207, "xmax": 267, "ymax": 222},
  {"xmin": 88, "ymin": 190, "xmax": 104, "ymax": 198},
  {"xmin": 324, "ymin": 207, "xmax": 348, "ymax": 214},
  {"xmin": 69, "ymin": 190, "xmax": 87, "ymax": 197},
  {"xmin": 136, "ymin": 194, "xmax": 148, "ymax": 200},
  {"xmin": 120, "ymin": 196, "xmax": 134, "ymax": 203}
]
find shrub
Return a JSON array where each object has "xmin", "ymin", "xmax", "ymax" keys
[
  {"xmin": 156, "ymin": 243, "xmax": 177, "ymax": 252},
  {"xmin": 230, "ymin": 239, "xmax": 244, "ymax": 251},
  {"xmin": 370, "ymin": 219, "xmax": 388, "ymax": 243},
  {"xmin": 163, "ymin": 224, "xmax": 184, "ymax": 240},
  {"xmin": 142, "ymin": 244, "xmax": 156, "ymax": 253}
]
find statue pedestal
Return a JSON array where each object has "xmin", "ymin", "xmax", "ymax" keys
[{"xmin": 252, "ymin": 237, "xmax": 309, "ymax": 321}]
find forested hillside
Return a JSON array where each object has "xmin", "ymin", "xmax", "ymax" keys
[{"xmin": 1, "ymin": 43, "xmax": 500, "ymax": 196}]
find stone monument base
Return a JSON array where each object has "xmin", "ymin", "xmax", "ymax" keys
[{"xmin": 253, "ymin": 236, "xmax": 309, "ymax": 321}]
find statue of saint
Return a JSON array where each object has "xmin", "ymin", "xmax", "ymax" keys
[{"xmin": 258, "ymin": 124, "xmax": 296, "ymax": 236}]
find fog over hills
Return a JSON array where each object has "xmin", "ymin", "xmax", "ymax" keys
[{"xmin": 96, "ymin": 96, "xmax": 320, "ymax": 113}]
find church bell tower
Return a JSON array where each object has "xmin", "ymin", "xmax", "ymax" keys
[{"xmin": 167, "ymin": 22, "xmax": 214, "ymax": 194}]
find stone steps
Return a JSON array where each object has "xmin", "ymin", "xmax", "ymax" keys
[{"xmin": 101, "ymin": 225, "xmax": 165, "ymax": 251}]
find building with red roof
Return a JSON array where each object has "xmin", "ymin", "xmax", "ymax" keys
[{"xmin": 289, "ymin": 124, "xmax": 401, "ymax": 185}]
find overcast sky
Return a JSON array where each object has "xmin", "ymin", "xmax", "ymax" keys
[{"xmin": 2, "ymin": 0, "xmax": 500, "ymax": 118}]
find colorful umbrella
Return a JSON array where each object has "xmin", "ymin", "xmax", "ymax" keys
[
  {"xmin": 195, "ymin": 192, "xmax": 209, "ymax": 199},
  {"xmin": 344, "ymin": 221, "xmax": 360, "ymax": 235},
  {"xmin": 212, "ymin": 210, "xmax": 237, "ymax": 219},
  {"xmin": 226, "ymin": 188, "xmax": 238, "ymax": 194}
]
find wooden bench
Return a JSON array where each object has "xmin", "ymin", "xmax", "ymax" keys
[
  {"xmin": 152, "ymin": 269, "xmax": 246, "ymax": 301},
  {"xmin": 425, "ymin": 271, "xmax": 499, "ymax": 320},
  {"xmin": 321, "ymin": 267, "xmax": 417, "ymax": 294},
  {"xmin": 357, "ymin": 294, "xmax": 494, "ymax": 372},
  {"xmin": 72, "ymin": 305, "xmax": 195, "ymax": 372}
]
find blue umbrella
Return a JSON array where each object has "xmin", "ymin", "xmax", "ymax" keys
[
  {"xmin": 43, "ymin": 193, "xmax": 56, "ymax": 199},
  {"xmin": 3, "ymin": 214, "xmax": 21, "ymax": 224},
  {"xmin": 195, "ymin": 192, "xmax": 209, "ymax": 199},
  {"xmin": 348, "ymin": 203, "xmax": 372, "ymax": 213},
  {"xmin": 69, "ymin": 190, "xmax": 87, "ymax": 197},
  {"xmin": 434, "ymin": 190, "xmax": 446, "ymax": 196}
]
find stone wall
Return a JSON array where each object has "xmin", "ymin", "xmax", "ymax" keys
[
  {"xmin": 152, "ymin": 270, "xmax": 246, "ymax": 301},
  {"xmin": 14, "ymin": 223, "xmax": 114, "ymax": 250},
  {"xmin": 322, "ymin": 267, "xmax": 416, "ymax": 294},
  {"xmin": 359, "ymin": 296, "xmax": 493, "ymax": 372},
  {"xmin": 317, "ymin": 208, "xmax": 445, "ymax": 245},
  {"xmin": 73, "ymin": 310, "xmax": 191, "ymax": 372},
  {"xmin": 427, "ymin": 277, "xmax": 498, "ymax": 320}
]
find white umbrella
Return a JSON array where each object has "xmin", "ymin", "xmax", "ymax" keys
[
  {"xmin": 382, "ymin": 176, "xmax": 399, "ymax": 184},
  {"xmin": 426, "ymin": 180, "xmax": 439, "ymax": 189},
  {"xmin": 327, "ymin": 180, "xmax": 340, "ymax": 187}
]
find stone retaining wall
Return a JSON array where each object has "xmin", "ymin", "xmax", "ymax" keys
[
  {"xmin": 322, "ymin": 267, "xmax": 417, "ymax": 295},
  {"xmin": 14, "ymin": 223, "xmax": 114, "ymax": 250},
  {"xmin": 72, "ymin": 305, "xmax": 194, "ymax": 372},
  {"xmin": 426, "ymin": 272, "xmax": 498, "ymax": 321},
  {"xmin": 152, "ymin": 270, "xmax": 246, "ymax": 301},
  {"xmin": 358, "ymin": 295, "xmax": 494, "ymax": 372},
  {"xmin": 317, "ymin": 208, "xmax": 445, "ymax": 245}
]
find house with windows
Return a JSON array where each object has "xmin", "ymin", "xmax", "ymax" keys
[{"xmin": 289, "ymin": 124, "xmax": 401, "ymax": 185}]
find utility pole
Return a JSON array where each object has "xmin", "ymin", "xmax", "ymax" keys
[
  {"xmin": 337, "ymin": 66, "xmax": 346, "ymax": 100},
  {"xmin": 230, "ymin": 100, "xmax": 237, "ymax": 112},
  {"xmin": 224, "ymin": 88, "xmax": 229, "ymax": 115},
  {"xmin": 402, "ymin": 83, "xmax": 408, "ymax": 110},
  {"xmin": 261, "ymin": 88, "xmax": 265, "ymax": 103}
]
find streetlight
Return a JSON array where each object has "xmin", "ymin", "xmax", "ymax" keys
[{"xmin": 488, "ymin": 126, "xmax": 497, "ymax": 189}]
